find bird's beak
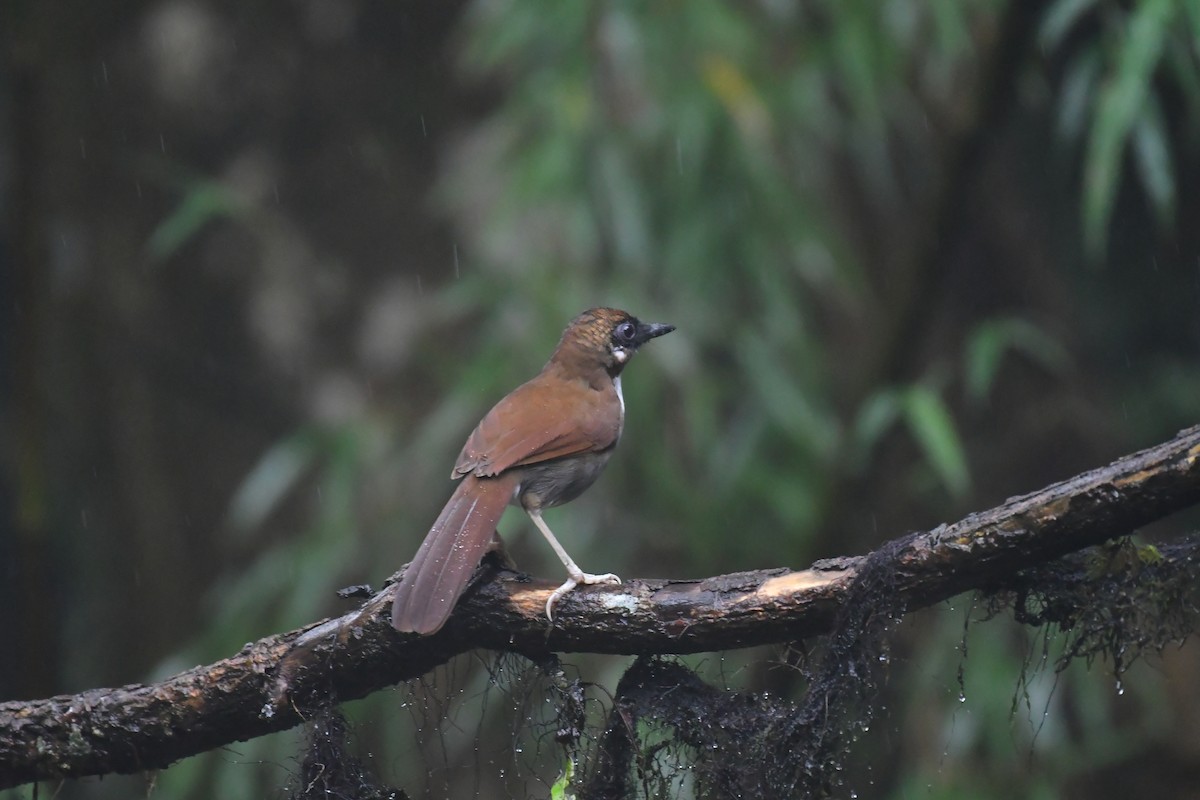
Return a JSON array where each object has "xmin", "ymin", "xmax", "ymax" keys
[{"xmin": 637, "ymin": 321, "xmax": 675, "ymax": 344}]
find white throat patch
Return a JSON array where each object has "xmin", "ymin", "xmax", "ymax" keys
[{"xmin": 612, "ymin": 346, "xmax": 630, "ymax": 364}]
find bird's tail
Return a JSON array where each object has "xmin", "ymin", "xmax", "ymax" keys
[{"xmin": 391, "ymin": 473, "xmax": 517, "ymax": 634}]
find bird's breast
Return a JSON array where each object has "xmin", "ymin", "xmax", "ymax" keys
[{"xmin": 514, "ymin": 448, "xmax": 616, "ymax": 511}]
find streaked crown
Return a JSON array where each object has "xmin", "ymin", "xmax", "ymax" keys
[{"xmin": 551, "ymin": 307, "xmax": 674, "ymax": 376}]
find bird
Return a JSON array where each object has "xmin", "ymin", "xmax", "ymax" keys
[{"xmin": 391, "ymin": 307, "xmax": 674, "ymax": 635}]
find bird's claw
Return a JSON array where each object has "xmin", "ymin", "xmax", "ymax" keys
[{"xmin": 545, "ymin": 572, "xmax": 622, "ymax": 620}]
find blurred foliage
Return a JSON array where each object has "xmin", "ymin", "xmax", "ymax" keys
[
  {"xmin": 964, "ymin": 317, "xmax": 1071, "ymax": 405},
  {"xmin": 146, "ymin": 177, "xmax": 250, "ymax": 261},
  {"xmin": 167, "ymin": 0, "xmax": 1196, "ymax": 797},
  {"xmin": 6, "ymin": 0, "xmax": 1200, "ymax": 797},
  {"xmin": 439, "ymin": 0, "xmax": 989, "ymax": 568},
  {"xmin": 854, "ymin": 382, "xmax": 971, "ymax": 497},
  {"xmin": 1039, "ymin": 0, "xmax": 1200, "ymax": 257},
  {"xmin": 420, "ymin": 0, "xmax": 1199, "ymax": 796}
]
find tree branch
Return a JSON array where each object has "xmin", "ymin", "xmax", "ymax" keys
[{"xmin": 3, "ymin": 425, "xmax": 1199, "ymax": 788}]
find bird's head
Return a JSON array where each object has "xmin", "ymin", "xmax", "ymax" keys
[{"xmin": 551, "ymin": 307, "xmax": 675, "ymax": 377}]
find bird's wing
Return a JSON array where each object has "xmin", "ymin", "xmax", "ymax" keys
[{"xmin": 453, "ymin": 376, "xmax": 621, "ymax": 478}]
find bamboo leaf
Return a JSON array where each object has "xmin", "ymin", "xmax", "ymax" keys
[
  {"xmin": 853, "ymin": 388, "xmax": 901, "ymax": 463},
  {"xmin": 1082, "ymin": 0, "xmax": 1172, "ymax": 258},
  {"xmin": 1039, "ymin": 0, "xmax": 1100, "ymax": 51},
  {"xmin": 1131, "ymin": 92, "xmax": 1176, "ymax": 226},
  {"xmin": 147, "ymin": 181, "xmax": 245, "ymax": 260},
  {"xmin": 901, "ymin": 386, "xmax": 970, "ymax": 497},
  {"xmin": 966, "ymin": 318, "xmax": 1071, "ymax": 403},
  {"xmin": 226, "ymin": 431, "xmax": 322, "ymax": 534}
]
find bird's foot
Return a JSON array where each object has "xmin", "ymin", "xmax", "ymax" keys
[{"xmin": 545, "ymin": 571, "xmax": 622, "ymax": 620}]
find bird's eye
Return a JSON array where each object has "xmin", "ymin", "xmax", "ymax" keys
[{"xmin": 615, "ymin": 322, "xmax": 637, "ymax": 342}]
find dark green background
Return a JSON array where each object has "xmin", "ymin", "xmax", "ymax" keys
[{"xmin": 3, "ymin": 1, "xmax": 1199, "ymax": 797}]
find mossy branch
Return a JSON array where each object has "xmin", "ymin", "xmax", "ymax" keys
[{"xmin": 2, "ymin": 425, "xmax": 1199, "ymax": 789}]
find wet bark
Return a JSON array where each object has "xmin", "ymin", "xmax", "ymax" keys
[{"xmin": 2, "ymin": 424, "xmax": 1198, "ymax": 789}]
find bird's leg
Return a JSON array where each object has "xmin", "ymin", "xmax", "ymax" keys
[{"xmin": 526, "ymin": 508, "xmax": 620, "ymax": 620}]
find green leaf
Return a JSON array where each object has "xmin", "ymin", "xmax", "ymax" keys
[
  {"xmin": 147, "ymin": 181, "xmax": 245, "ymax": 260},
  {"xmin": 1130, "ymin": 92, "xmax": 1175, "ymax": 227},
  {"xmin": 1039, "ymin": 0, "xmax": 1099, "ymax": 51},
  {"xmin": 1056, "ymin": 49, "xmax": 1101, "ymax": 141},
  {"xmin": 853, "ymin": 388, "xmax": 902, "ymax": 464},
  {"xmin": 901, "ymin": 386, "xmax": 970, "ymax": 497},
  {"xmin": 965, "ymin": 318, "xmax": 1071, "ymax": 403},
  {"xmin": 550, "ymin": 756, "xmax": 575, "ymax": 800},
  {"xmin": 226, "ymin": 430, "xmax": 321, "ymax": 535},
  {"xmin": 1082, "ymin": 0, "xmax": 1172, "ymax": 258}
]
